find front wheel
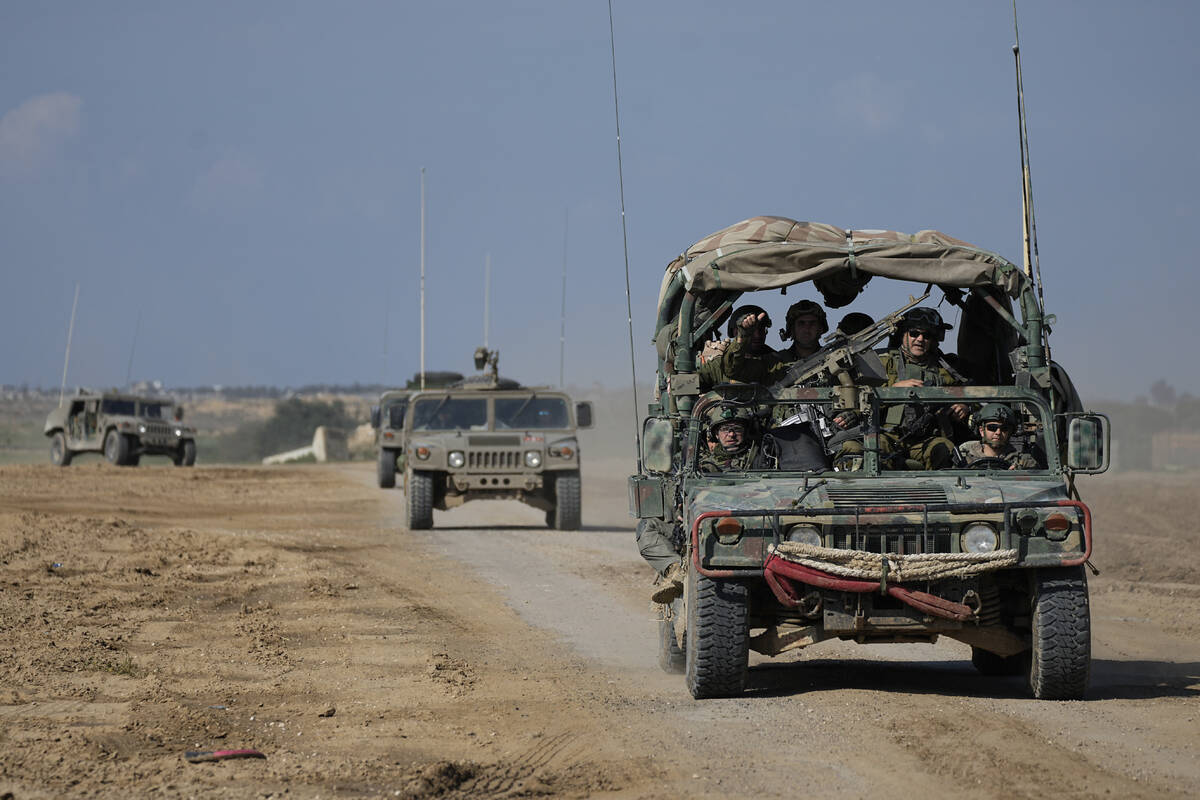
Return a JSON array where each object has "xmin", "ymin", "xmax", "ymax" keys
[
  {"xmin": 104, "ymin": 430, "xmax": 129, "ymax": 466},
  {"xmin": 1028, "ymin": 566, "xmax": 1091, "ymax": 700},
  {"xmin": 181, "ymin": 440, "xmax": 196, "ymax": 466},
  {"xmin": 685, "ymin": 569, "xmax": 749, "ymax": 698},
  {"xmin": 549, "ymin": 471, "xmax": 581, "ymax": 530},
  {"xmin": 377, "ymin": 448, "xmax": 396, "ymax": 488},
  {"xmin": 406, "ymin": 470, "xmax": 434, "ymax": 530},
  {"xmin": 50, "ymin": 432, "xmax": 73, "ymax": 467}
]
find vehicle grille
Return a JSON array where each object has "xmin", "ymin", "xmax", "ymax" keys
[
  {"xmin": 142, "ymin": 422, "xmax": 173, "ymax": 438},
  {"xmin": 832, "ymin": 526, "xmax": 954, "ymax": 555},
  {"xmin": 826, "ymin": 486, "xmax": 947, "ymax": 508},
  {"xmin": 468, "ymin": 450, "xmax": 522, "ymax": 470}
]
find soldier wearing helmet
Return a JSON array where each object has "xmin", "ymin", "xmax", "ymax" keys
[
  {"xmin": 958, "ymin": 403, "xmax": 1040, "ymax": 469},
  {"xmin": 698, "ymin": 402, "xmax": 762, "ymax": 472},
  {"xmin": 716, "ymin": 298, "xmax": 828, "ymax": 386},
  {"xmin": 778, "ymin": 299, "xmax": 829, "ymax": 361},
  {"xmin": 698, "ymin": 304, "xmax": 778, "ymax": 388}
]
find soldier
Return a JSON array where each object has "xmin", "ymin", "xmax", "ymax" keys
[
  {"xmin": 834, "ymin": 311, "xmax": 875, "ymax": 338},
  {"xmin": 836, "ymin": 307, "xmax": 969, "ymax": 469},
  {"xmin": 777, "ymin": 299, "xmax": 828, "ymax": 361},
  {"xmin": 698, "ymin": 403, "xmax": 761, "ymax": 472},
  {"xmin": 698, "ymin": 304, "xmax": 776, "ymax": 388},
  {"xmin": 958, "ymin": 403, "xmax": 1041, "ymax": 469}
]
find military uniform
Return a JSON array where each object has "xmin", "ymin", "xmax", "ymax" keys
[
  {"xmin": 958, "ymin": 440, "xmax": 1040, "ymax": 469},
  {"xmin": 698, "ymin": 440, "xmax": 761, "ymax": 472}
]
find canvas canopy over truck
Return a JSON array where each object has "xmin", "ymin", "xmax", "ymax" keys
[{"xmin": 631, "ymin": 216, "xmax": 1108, "ymax": 700}]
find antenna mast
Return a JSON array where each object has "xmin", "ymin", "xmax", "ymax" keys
[
  {"xmin": 608, "ymin": 0, "xmax": 643, "ymax": 471},
  {"xmin": 559, "ymin": 208, "xmax": 568, "ymax": 388},
  {"xmin": 58, "ymin": 283, "xmax": 79, "ymax": 406},
  {"xmin": 483, "ymin": 252, "xmax": 491, "ymax": 349},
  {"xmin": 125, "ymin": 311, "xmax": 141, "ymax": 388},
  {"xmin": 420, "ymin": 167, "xmax": 427, "ymax": 391}
]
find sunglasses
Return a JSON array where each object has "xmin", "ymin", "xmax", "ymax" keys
[
  {"xmin": 906, "ymin": 329, "xmax": 935, "ymax": 340},
  {"xmin": 983, "ymin": 423, "xmax": 1012, "ymax": 433}
]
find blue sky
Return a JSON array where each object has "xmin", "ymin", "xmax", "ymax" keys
[{"xmin": 2, "ymin": 1, "xmax": 1197, "ymax": 402}]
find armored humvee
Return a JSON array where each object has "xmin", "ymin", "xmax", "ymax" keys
[
  {"xmin": 397, "ymin": 348, "xmax": 593, "ymax": 530},
  {"xmin": 44, "ymin": 390, "xmax": 198, "ymax": 467},
  {"xmin": 630, "ymin": 217, "xmax": 1108, "ymax": 700},
  {"xmin": 371, "ymin": 390, "xmax": 411, "ymax": 489}
]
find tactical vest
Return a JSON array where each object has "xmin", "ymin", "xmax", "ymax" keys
[{"xmin": 880, "ymin": 349, "xmax": 962, "ymax": 427}]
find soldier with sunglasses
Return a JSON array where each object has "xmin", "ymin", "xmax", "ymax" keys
[{"xmin": 959, "ymin": 403, "xmax": 1041, "ymax": 469}]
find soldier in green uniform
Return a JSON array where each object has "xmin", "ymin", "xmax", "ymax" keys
[
  {"xmin": 958, "ymin": 403, "xmax": 1041, "ymax": 469},
  {"xmin": 697, "ymin": 305, "xmax": 776, "ymax": 389},
  {"xmin": 697, "ymin": 403, "xmax": 761, "ymax": 472}
]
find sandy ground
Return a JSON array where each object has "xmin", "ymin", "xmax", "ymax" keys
[{"xmin": 1, "ymin": 459, "xmax": 1198, "ymax": 799}]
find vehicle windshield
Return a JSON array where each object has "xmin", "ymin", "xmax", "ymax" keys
[
  {"xmin": 140, "ymin": 403, "xmax": 171, "ymax": 419},
  {"xmin": 101, "ymin": 399, "xmax": 136, "ymax": 415},
  {"xmin": 386, "ymin": 403, "xmax": 406, "ymax": 428},
  {"xmin": 495, "ymin": 396, "xmax": 569, "ymax": 429},
  {"xmin": 410, "ymin": 396, "xmax": 488, "ymax": 431},
  {"xmin": 691, "ymin": 393, "xmax": 1052, "ymax": 475}
]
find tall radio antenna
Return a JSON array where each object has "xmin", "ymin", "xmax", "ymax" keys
[
  {"xmin": 419, "ymin": 167, "xmax": 427, "ymax": 390},
  {"xmin": 124, "ymin": 311, "xmax": 141, "ymax": 388},
  {"xmin": 58, "ymin": 282, "xmax": 80, "ymax": 406},
  {"xmin": 608, "ymin": 0, "xmax": 643, "ymax": 471},
  {"xmin": 559, "ymin": 209, "xmax": 568, "ymax": 388},
  {"xmin": 483, "ymin": 252, "xmax": 491, "ymax": 349}
]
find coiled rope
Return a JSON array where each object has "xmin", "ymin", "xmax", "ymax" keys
[{"xmin": 771, "ymin": 541, "xmax": 1019, "ymax": 582}]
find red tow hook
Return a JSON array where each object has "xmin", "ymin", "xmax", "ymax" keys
[{"xmin": 763, "ymin": 554, "xmax": 975, "ymax": 623}]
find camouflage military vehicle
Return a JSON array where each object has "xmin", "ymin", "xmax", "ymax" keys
[
  {"xmin": 398, "ymin": 348, "xmax": 593, "ymax": 530},
  {"xmin": 630, "ymin": 217, "xmax": 1108, "ymax": 700},
  {"xmin": 371, "ymin": 390, "xmax": 411, "ymax": 489},
  {"xmin": 44, "ymin": 390, "xmax": 198, "ymax": 467}
]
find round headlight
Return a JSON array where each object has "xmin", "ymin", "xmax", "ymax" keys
[
  {"xmin": 138, "ymin": 424, "xmax": 147, "ymax": 434},
  {"xmin": 787, "ymin": 524, "xmax": 822, "ymax": 547},
  {"xmin": 174, "ymin": 428, "xmax": 183, "ymax": 437},
  {"xmin": 448, "ymin": 451, "xmax": 465, "ymax": 468},
  {"xmin": 961, "ymin": 523, "xmax": 998, "ymax": 553},
  {"xmin": 524, "ymin": 451, "xmax": 542, "ymax": 468}
]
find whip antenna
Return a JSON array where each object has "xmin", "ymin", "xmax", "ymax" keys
[
  {"xmin": 58, "ymin": 282, "xmax": 80, "ymax": 406},
  {"xmin": 124, "ymin": 311, "xmax": 141, "ymax": 388},
  {"xmin": 559, "ymin": 208, "xmax": 568, "ymax": 388},
  {"xmin": 419, "ymin": 167, "xmax": 426, "ymax": 390},
  {"xmin": 608, "ymin": 0, "xmax": 643, "ymax": 471},
  {"xmin": 1012, "ymin": 1, "xmax": 1051, "ymax": 371}
]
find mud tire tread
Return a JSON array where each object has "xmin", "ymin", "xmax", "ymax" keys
[
  {"xmin": 377, "ymin": 448, "xmax": 396, "ymax": 488},
  {"xmin": 406, "ymin": 470, "xmax": 435, "ymax": 530},
  {"xmin": 685, "ymin": 572, "xmax": 748, "ymax": 698},
  {"xmin": 551, "ymin": 471, "xmax": 581, "ymax": 531},
  {"xmin": 51, "ymin": 432, "xmax": 73, "ymax": 467},
  {"xmin": 1028, "ymin": 566, "xmax": 1090, "ymax": 700},
  {"xmin": 181, "ymin": 440, "xmax": 196, "ymax": 467}
]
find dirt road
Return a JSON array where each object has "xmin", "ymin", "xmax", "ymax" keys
[{"xmin": 1, "ymin": 460, "xmax": 1198, "ymax": 798}]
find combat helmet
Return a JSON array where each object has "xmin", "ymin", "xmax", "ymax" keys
[
  {"xmin": 703, "ymin": 402, "xmax": 758, "ymax": 450},
  {"xmin": 779, "ymin": 299, "xmax": 829, "ymax": 341},
  {"xmin": 726, "ymin": 304, "xmax": 772, "ymax": 338},
  {"xmin": 834, "ymin": 311, "xmax": 874, "ymax": 338},
  {"xmin": 888, "ymin": 306, "xmax": 954, "ymax": 348},
  {"xmin": 975, "ymin": 403, "xmax": 1016, "ymax": 430}
]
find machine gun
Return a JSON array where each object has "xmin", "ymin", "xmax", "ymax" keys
[{"xmin": 768, "ymin": 289, "xmax": 932, "ymax": 394}]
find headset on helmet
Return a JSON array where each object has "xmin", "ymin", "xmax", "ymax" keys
[
  {"xmin": 779, "ymin": 299, "xmax": 829, "ymax": 341},
  {"xmin": 898, "ymin": 307, "xmax": 953, "ymax": 342},
  {"xmin": 974, "ymin": 403, "xmax": 1016, "ymax": 429},
  {"xmin": 727, "ymin": 304, "xmax": 771, "ymax": 338}
]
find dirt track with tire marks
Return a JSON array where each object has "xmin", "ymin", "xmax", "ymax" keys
[{"xmin": 1, "ymin": 461, "xmax": 1197, "ymax": 798}]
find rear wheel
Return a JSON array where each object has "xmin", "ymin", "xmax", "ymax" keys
[
  {"xmin": 658, "ymin": 597, "xmax": 685, "ymax": 673},
  {"xmin": 50, "ymin": 432, "xmax": 73, "ymax": 467},
  {"xmin": 685, "ymin": 569, "xmax": 749, "ymax": 698},
  {"xmin": 377, "ymin": 448, "xmax": 396, "ymax": 488},
  {"xmin": 104, "ymin": 430, "xmax": 129, "ymax": 465},
  {"xmin": 550, "ymin": 471, "xmax": 581, "ymax": 530},
  {"xmin": 1028, "ymin": 566, "xmax": 1091, "ymax": 700},
  {"xmin": 406, "ymin": 469, "xmax": 434, "ymax": 530}
]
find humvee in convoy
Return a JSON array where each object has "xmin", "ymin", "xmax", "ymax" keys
[
  {"xmin": 44, "ymin": 390, "xmax": 198, "ymax": 467},
  {"xmin": 630, "ymin": 217, "xmax": 1107, "ymax": 700},
  {"xmin": 375, "ymin": 349, "xmax": 593, "ymax": 530}
]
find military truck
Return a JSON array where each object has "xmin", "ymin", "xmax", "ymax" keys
[
  {"xmin": 397, "ymin": 348, "xmax": 593, "ymax": 530},
  {"xmin": 630, "ymin": 217, "xmax": 1107, "ymax": 700},
  {"xmin": 371, "ymin": 390, "xmax": 411, "ymax": 488},
  {"xmin": 44, "ymin": 390, "xmax": 198, "ymax": 467}
]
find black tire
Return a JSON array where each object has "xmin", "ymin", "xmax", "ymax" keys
[
  {"xmin": 406, "ymin": 470, "xmax": 434, "ymax": 530},
  {"xmin": 685, "ymin": 569, "xmax": 749, "ymax": 698},
  {"xmin": 1028, "ymin": 566, "xmax": 1091, "ymax": 700},
  {"xmin": 377, "ymin": 448, "xmax": 396, "ymax": 488},
  {"xmin": 971, "ymin": 646, "xmax": 1025, "ymax": 676},
  {"xmin": 50, "ymin": 432, "xmax": 73, "ymax": 467},
  {"xmin": 658, "ymin": 598, "xmax": 685, "ymax": 674},
  {"xmin": 550, "ymin": 471, "xmax": 581, "ymax": 530},
  {"xmin": 104, "ymin": 430, "xmax": 129, "ymax": 466},
  {"xmin": 181, "ymin": 440, "xmax": 196, "ymax": 467}
]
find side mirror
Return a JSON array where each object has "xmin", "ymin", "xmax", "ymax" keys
[
  {"xmin": 642, "ymin": 417, "xmax": 675, "ymax": 473},
  {"xmin": 1065, "ymin": 413, "xmax": 1109, "ymax": 473},
  {"xmin": 575, "ymin": 402, "xmax": 593, "ymax": 429},
  {"xmin": 174, "ymin": 405, "xmax": 185, "ymax": 421},
  {"xmin": 370, "ymin": 406, "xmax": 381, "ymax": 429}
]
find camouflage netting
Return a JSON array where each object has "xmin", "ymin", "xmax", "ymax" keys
[
  {"xmin": 770, "ymin": 541, "xmax": 1020, "ymax": 581},
  {"xmin": 659, "ymin": 216, "xmax": 1024, "ymax": 312}
]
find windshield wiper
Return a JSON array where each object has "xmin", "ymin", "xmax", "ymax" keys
[{"xmin": 508, "ymin": 392, "xmax": 536, "ymax": 425}]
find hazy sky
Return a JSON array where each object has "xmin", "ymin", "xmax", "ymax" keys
[{"xmin": 2, "ymin": 1, "xmax": 1197, "ymax": 402}]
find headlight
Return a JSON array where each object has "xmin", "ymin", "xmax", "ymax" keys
[
  {"xmin": 448, "ymin": 451, "xmax": 465, "ymax": 468},
  {"xmin": 961, "ymin": 523, "xmax": 998, "ymax": 553},
  {"xmin": 415, "ymin": 446, "xmax": 431, "ymax": 460},
  {"xmin": 524, "ymin": 451, "xmax": 542, "ymax": 468},
  {"xmin": 174, "ymin": 428, "xmax": 183, "ymax": 437},
  {"xmin": 786, "ymin": 524, "xmax": 822, "ymax": 547},
  {"xmin": 138, "ymin": 424, "xmax": 147, "ymax": 434}
]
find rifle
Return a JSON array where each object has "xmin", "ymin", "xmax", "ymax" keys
[{"xmin": 769, "ymin": 290, "xmax": 932, "ymax": 393}]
